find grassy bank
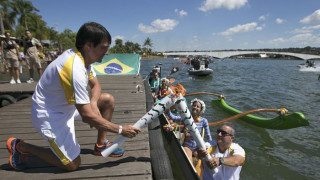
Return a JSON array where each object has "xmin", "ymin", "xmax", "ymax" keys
[{"xmin": 141, "ymin": 55, "xmax": 167, "ymax": 60}]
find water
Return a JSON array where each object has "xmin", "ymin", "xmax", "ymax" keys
[
  {"xmin": 1, "ymin": 58, "xmax": 318, "ymax": 179},
  {"xmin": 140, "ymin": 58, "xmax": 319, "ymax": 180}
]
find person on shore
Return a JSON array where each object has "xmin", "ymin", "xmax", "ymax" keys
[
  {"xmin": 167, "ymin": 98, "xmax": 212, "ymax": 166},
  {"xmin": 0, "ymin": 32, "xmax": 22, "ymax": 84},
  {"xmin": 23, "ymin": 30, "xmax": 43, "ymax": 83},
  {"xmin": 197, "ymin": 123, "xmax": 245, "ymax": 180},
  {"xmin": 6, "ymin": 22, "xmax": 141, "ymax": 171}
]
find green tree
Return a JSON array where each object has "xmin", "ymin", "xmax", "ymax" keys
[
  {"xmin": 143, "ymin": 37, "xmax": 152, "ymax": 57},
  {"xmin": 11, "ymin": 0, "xmax": 39, "ymax": 30},
  {"xmin": 124, "ymin": 41, "xmax": 141, "ymax": 53},
  {"xmin": 0, "ymin": 0, "xmax": 16, "ymax": 34},
  {"xmin": 27, "ymin": 13, "xmax": 46, "ymax": 40},
  {"xmin": 110, "ymin": 38, "xmax": 124, "ymax": 53},
  {"xmin": 58, "ymin": 29, "xmax": 76, "ymax": 51}
]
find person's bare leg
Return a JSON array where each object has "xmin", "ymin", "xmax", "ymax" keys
[
  {"xmin": 9, "ymin": 67, "xmax": 14, "ymax": 80},
  {"xmin": 17, "ymin": 141, "xmax": 81, "ymax": 171},
  {"xmin": 96, "ymin": 93, "xmax": 115, "ymax": 145},
  {"xmin": 29, "ymin": 68, "xmax": 34, "ymax": 79},
  {"xmin": 37, "ymin": 68, "xmax": 42, "ymax": 77},
  {"xmin": 14, "ymin": 67, "xmax": 19, "ymax": 80}
]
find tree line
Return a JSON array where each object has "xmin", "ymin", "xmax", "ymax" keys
[{"xmin": 0, "ymin": 0, "xmax": 155, "ymax": 56}]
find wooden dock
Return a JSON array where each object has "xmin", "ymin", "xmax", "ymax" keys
[{"xmin": 0, "ymin": 75, "xmax": 165, "ymax": 179}]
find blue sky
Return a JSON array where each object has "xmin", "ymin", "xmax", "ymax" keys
[{"xmin": 30, "ymin": 0, "xmax": 320, "ymax": 51}]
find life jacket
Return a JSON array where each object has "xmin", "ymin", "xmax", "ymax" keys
[
  {"xmin": 25, "ymin": 38, "xmax": 35, "ymax": 48},
  {"xmin": 3, "ymin": 40, "xmax": 15, "ymax": 50}
]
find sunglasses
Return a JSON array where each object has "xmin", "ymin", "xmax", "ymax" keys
[{"xmin": 216, "ymin": 129, "xmax": 233, "ymax": 136}]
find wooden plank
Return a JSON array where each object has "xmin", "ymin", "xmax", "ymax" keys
[{"xmin": 0, "ymin": 75, "xmax": 152, "ymax": 179}]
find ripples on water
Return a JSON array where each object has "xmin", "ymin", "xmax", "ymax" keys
[{"xmin": 141, "ymin": 58, "xmax": 319, "ymax": 180}]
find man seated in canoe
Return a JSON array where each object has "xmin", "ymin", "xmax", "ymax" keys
[{"xmin": 197, "ymin": 123, "xmax": 245, "ymax": 180}]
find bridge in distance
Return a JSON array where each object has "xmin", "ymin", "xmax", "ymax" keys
[{"xmin": 163, "ymin": 50, "xmax": 320, "ymax": 60}]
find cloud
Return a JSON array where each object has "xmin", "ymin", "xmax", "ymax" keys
[
  {"xmin": 291, "ymin": 24, "xmax": 320, "ymax": 34},
  {"xmin": 259, "ymin": 15, "xmax": 266, "ymax": 21},
  {"xmin": 192, "ymin": 35, "xmax": 199, "ymax": 42},
  {"xmin": 138, "ymin": 19, "xmax": 179, "ymax": 34},
  {"xmin": 113, "ymin": 35, "xmax": 124, "ymax": 42},
  {"xmin": 175, "ymin": 9, "xmax": 188, "ymax": 17},
  {"xmin": 276, "ymin": 18, "xmax": 284, "ymax": 24},
  {"xmin": 220, "ymin": 22, "xmax": 258, "ymax": 36},
  {"xmin": 199, "ymin": 0, "xmax": 248, "ymax": 12},
  {"xmin": 256, "ymin": 24, "xmax": 266, "ymax": 31},
  {"xmin": 261, "ymin": 33, "xmax": 320, "ymax": 46},
  {"xmin": 300, "ymin": 9, "xmax": 320, "ymax": 24}
]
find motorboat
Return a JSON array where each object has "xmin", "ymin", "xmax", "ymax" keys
[{"xmin": 188, "ymin": 56, "xmax": 213, "ymax": 76}]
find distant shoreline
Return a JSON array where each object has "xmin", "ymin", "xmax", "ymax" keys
[{"xmin": 141, "ymin": 55, "xmax": 167, "ymax": 60}]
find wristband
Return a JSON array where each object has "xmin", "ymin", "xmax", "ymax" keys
[{"xmin": 118, "ymin": 125, "xmax": 123, "ymax": 135}]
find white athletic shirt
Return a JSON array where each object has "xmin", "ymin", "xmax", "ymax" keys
[
  {"xmin": 32, "ymin": 48, "xmax": 96, "ymax": 130},
  {"xmin": 202, "ymin": 141, "xmax": 245, "ymax": 180}
]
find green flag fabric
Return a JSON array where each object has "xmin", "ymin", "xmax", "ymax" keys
[{"xmin": 92, "ymin": 54, "xmax": 140, "ymax": 75}]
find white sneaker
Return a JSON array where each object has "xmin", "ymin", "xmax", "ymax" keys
[
  {"xmin": 10, "ymin": 79, "xmax": 16, "ymax": 84},
  {"xmin": 27, "ymin": 78, "xmax": 34, "ymax": 83},
  {"xmin": 17, "ymin": 79, "xmax": 21, "ymax": 84}
]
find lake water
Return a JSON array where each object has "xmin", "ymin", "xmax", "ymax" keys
[{"xmin": 140, "ymin": 58, "xmax": 319, "ymax": 180}]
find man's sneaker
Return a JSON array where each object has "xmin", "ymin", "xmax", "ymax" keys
[
  {"xmin": 16, "ymin": 79, "xmax": 21, "ymax": 84},
  {"xmin": 9, "ymin": 79, "xmax": 16, "ymax": 84},
  {"xmin": 26, "ymin": 78, "xmax": 34, "ymax": 83},
  {"xmin": 6, "ymin": 137, "xmax": 28, "ymax": 170},
  {"xmin": 93, "ymin": 140, "xmax": 124, "ymax": 157}
]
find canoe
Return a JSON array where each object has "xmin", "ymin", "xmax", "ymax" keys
[
  {"xmin": 159, "ymin": 114, "xmax": 201, "ymax": 180},
  {"xmin": 212, "ymin": 99, "xmax": 309, "ymax": 130}
]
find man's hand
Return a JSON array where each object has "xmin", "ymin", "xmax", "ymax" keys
[
  {"xmin": 205, "ymin": 157, "xmax": 219, "ymax": 169},
  {"xmin": 197, "ymin": 148, "xmax": 208, "ymax": 159},
  {"xmin": 121, "ymin": 125, "xmax": 141, "ymax": 138}
]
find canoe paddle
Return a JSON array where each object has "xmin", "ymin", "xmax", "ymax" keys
[
  {"xmin": 185, "ymin": 92, "xmax": 224, "ymax": 99},
  {"xmin": 209, "ymin": 108, "xmax": 285, "ymax": 127}
]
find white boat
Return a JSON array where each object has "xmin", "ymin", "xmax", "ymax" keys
[
  {"xmin": 188, "ymin": 57, "xmax": 213, "ymax": 76},
  {"xmin": 188, "ymin": 66, "xmax": 213, "ymax": 76},
  {"xmin": 297, "ymin": 60, "xmax": 320, "ymax": 72}
]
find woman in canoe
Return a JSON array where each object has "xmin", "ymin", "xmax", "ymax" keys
[
  {"xmin": 154, "ymin": 78, "xmax": 174, "ymax": 101},
  {"xmin": 167, "ymin": 98, "xmax": 213, "ymax": 165}
]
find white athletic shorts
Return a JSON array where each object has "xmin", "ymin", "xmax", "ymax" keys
[{"xmin": 32, "ymin": 110, "xmax": 82, "ymax": 165}]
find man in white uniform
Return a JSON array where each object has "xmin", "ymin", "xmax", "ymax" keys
[
  {"xmin": 197, "ymin": 123, "xmax": 245, "ymax": 180},
  {"xmin": 6, "ymin": 22, "xmax": 141, "ymax": 171}
]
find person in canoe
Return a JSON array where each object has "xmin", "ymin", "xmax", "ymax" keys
[
  {"xmin": 197, "ymin": 123, "xmax": 245, "ymax": 180},
  {"xmin": 150, "ymin": 72, "xmax": 160, "ymax": 96},
  {"xmin": 166, "ymin": 98, "xmax": 213, "ymax": 166},
  {"xmin": 154, "ymin": 78, "xmax": 174, "ymax": 101},
  {"xmin": 6, "ymin": 22, "xmax": 141, "ymax": 171}
]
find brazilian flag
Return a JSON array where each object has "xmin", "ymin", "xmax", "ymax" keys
[{"xmin": 92, "ymin": 54, "xmax": 140, "ymax": 75}]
